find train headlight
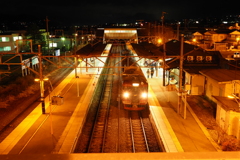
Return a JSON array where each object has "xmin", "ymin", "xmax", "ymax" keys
[
  {"xmin": 123, "ymin": 92, "xmax": 129, "ymax": 98},
  {"xmin": 141, "ymin": 92, "xmax": 147, "ymax": 98},
  {"xmin": 132, "ymin": 83, "xmax": 139, "ymax": 87}
]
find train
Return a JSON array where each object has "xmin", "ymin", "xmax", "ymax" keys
[{"xmin": 120, "ymin": 47, "xmax": 149, "ymax": 111}]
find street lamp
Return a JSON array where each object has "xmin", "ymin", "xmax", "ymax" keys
[
  {"xmin": 34, "ymin": 77, "xmax": 51, "ymax": 114},
  {"xmin": 236, "ymin": 37, "xmax": 240, "ymax": 49},
  {"xmin": 157, "ymin": 38, "xmax": 162, "ymax": 46},
  {"xmin": 158, "ymin": 38, "xmax": 162, "ymax": 43},
  {"xmin": 61, "ymin": 37, "xmax": 66, "ymax": 52},
  {"xmin": 61, "ymin": 37, "xmax": 65, "ymax": 41}
]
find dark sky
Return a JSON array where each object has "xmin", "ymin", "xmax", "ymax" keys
[{"xmin": 1, "ymin": 0, "xmax": 239, "ymax": 25}]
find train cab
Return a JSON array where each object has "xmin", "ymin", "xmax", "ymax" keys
[{"xmin": 121, "ymin": 67, "xmax": 148, "ymax": 111}]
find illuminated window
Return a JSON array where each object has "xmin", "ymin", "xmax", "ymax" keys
[
  {"xmin": 49, "ymin": 43, "xmax": 57, "ymax": 48},
  {"xmin": 13, "ymin": 36, "xmax": 22, "ymax": 41},
  {"xmin": 0, "ymin": 37, "xmax": 10, "ymax": 42},
  {"xmin": 0, "ymin": 46, "xmax": 11, "ymax": 51}
]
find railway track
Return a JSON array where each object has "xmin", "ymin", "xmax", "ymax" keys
[
  {"xmin": 129, "ymin": 111, "xmax": 149, "ymax": 152},
  {"xmin": 74, "ymin": 44, "xmax": 164, "ymax": 153},
  {"xmin": 87, "ymin": 56, "xmax": 114, "ymax": 153},
  {"xmin": 0, "ymin": 43, "xmax": 165, "ymax": 153}
]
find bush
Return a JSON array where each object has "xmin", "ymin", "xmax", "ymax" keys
[
  {"xmin": 221, "ymin": 135, "xmax": 240, "ymax": 151},
  {"xmin": 0, "ymin": 74, "xmax": 37, "ymax": 106}
]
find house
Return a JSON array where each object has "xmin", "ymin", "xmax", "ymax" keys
[
  {"xmin": 166, "ymin": 41, "xmax": 240, "ymax": 139},
  {"xmin": 203, "ymin": 30, "xmax": 230, "ymax": 49},
  {"xmin": 0, "ymin": 32, "xmax": 24, "ymax": 52},
  {"xmin": 226, "ymin": 30, "xmax": 240, "ymax": 49},
  {"xmin": 160, "ymin": 40, "xmax": 228, "ymax": 95},
  {"xmin": 190, "ymin": 29, "xmax": 240, "ymax": 51},
  {"xmin": 192, "ymin": 31, "xmax": 204, "ymax": 41},
  {"xmin": 182, "ymin": 50, "xmax": 226, "ymax": 95},
  {"xmin": 199, "ymin": 69, "xmax": 240, "ymax": 139}
]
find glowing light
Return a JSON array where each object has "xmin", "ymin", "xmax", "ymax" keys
[
  {"xmin": 123, "ymin": 92, "xmax": 129, "ymax": 98},
  {"xmin": 132, "ymin": 83, "xmax": 139, "ymax": 87},
  {"xmin": 34, "ymin": 78, "xmax": 40, "ymax": 82},
  {"xmin": 34, "ymin": 78, "xmax": 49, "ymax": 82},
  {"xmin": 228, "ymin": 95, "xmax": 235, "ymax": 99},
  {"xmin": 141, "ymin": 93, "xmax": 147, "ymax": 98}
]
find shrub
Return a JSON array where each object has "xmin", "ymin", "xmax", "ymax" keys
[{"xmin": 221, "ymin": 135, "xmax": 240, "ymax": 151}]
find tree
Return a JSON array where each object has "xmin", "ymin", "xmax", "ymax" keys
[{"xmin": 25, "ymin": 24, "xmax": 47, "ymax": 52}]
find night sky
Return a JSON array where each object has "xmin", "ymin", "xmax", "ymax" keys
[{"xmin": 1, "ymin": 0, "xmax": 239, "ymax": 25}]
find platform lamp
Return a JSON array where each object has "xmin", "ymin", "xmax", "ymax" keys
[
  {"xmin": 34, "ymin": 45, "xmax": 47, "ymax": 114},
  {"xmin": 34, "ymin": 77, "xmax": 51, "ymax": 114}
]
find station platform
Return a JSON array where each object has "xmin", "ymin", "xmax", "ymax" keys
[
  {"xmin": 0, "ymin": 59, "xmax": 224, "ymax": 159},
  {"xmin": 143, "ymin": 68, "xmax": 221, "ymax": 152}
]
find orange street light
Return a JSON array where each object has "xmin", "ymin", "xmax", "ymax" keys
[{"xmin": 236, "ymin": 37, "xmax": 240, "ymax": 42}]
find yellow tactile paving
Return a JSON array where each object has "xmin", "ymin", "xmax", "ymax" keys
[{"xmin": 148, "ymin": 85, "xmax": 184, "ymax": 152}]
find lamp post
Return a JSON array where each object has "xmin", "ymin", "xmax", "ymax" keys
[
  {"xmin": 38, "ymin": 45, "xmax": 45, "ymax": 114},
  {"xmin": 61, "ymin": 37, "xmax": 65, "ymax": 53},
  {"xmin": 34, "ymin": 77, "xmax": 53, "ymax": 114}
]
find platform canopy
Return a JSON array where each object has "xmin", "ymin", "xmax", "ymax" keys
[{"xmin": 103, "ymin": 28, "xmax": 138, "ymax": 42}]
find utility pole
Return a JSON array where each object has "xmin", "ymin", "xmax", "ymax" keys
[
  {"xmin": 177, "ymin": 22, "xmax": 180, "ymax": 41},
  {"xmin": 46, "ymin": 16, "xmax": 50, "ymax": 55},
  {"xmin": 162, "ymin": 11, "xmax": 167, "ymax": 86},
  {"xmin": 38, "ymin": 45, "xmax": 45, "ymax": 114},
  {"xmin": 178, "ymin": 34, "xmax": 184, "ymax": 116}
]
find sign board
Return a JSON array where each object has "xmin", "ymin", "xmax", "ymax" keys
[
  {"xmin": 22, "ymin": 59, "xmax": 30, "ymax": 70},
  {"xmin": 52, "ymin": 96, "xmax": 64, "ymax": 105},
  {"xmin": 55, "ymin": 49, "xmax": 60, "ymax": 56},
  {"xmin": 32, "ymin": 56, "xmax": 39, "ymax": 65}
]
